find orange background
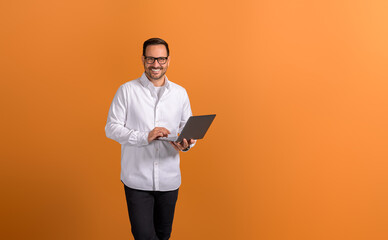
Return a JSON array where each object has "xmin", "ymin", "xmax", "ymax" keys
[{"xmin": 1, "ymin": 0, "xmax": 388, "ymax": 239}]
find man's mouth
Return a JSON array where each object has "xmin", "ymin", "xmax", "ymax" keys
[{"xmin": 151, "ymin": 68, "xmax": 161, "ymax": 73}]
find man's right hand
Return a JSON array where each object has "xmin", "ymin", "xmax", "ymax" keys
[{"xmin": 148, "ymin": 127, "xmax": 170, "ymax": 143}]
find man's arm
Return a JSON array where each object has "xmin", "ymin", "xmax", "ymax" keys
[
  {"xmin": 105, "ymin": 85, "xmax": 170, "ymax": 145},
  {"xmin": 105, "ymin": 85, "xmax": 148, "ymax": 145}
]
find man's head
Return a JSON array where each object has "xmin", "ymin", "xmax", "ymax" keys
[{"xmin": 142, "ymin": 38, "xmax": 170, "ymax": 84}]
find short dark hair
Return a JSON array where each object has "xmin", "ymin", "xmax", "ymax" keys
[{"xmin": 143, "ymin": 38, "xmax": 170, "ymax": 56}]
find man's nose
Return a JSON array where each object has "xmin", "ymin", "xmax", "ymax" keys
[{"xmin": 150, "ymin": 60, "xmax": 161, "ymax": 67}]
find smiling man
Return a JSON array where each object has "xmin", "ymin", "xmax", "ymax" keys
[{"xmin": 105, "ymin": 38, "xmax": 195, "ymax": 240}]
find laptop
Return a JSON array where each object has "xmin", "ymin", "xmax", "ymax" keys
[{"xmin": 157, "ymin": 114, "xmax": 216, "ymax": 142}]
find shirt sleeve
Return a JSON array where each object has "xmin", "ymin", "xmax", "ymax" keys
[
  {"xmin": 179, "ymin": 89, "xmax": 196, "ymax": 151},
  {"xmin": 105, "ymin": 85, "xmax": 149, "ymax": 146}
]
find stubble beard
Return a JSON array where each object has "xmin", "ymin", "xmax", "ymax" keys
[{"xmin": 145, "ymin": 66, "xmax": 167, "ymax": 82}]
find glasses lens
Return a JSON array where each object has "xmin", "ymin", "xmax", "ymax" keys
[
  {"xmin": 158, "ymin": 57, "xmax": 167, "ymax": 64},
  {"xmin": 145, "ymin": 57, "xmax": 155, "ymax": 64}
]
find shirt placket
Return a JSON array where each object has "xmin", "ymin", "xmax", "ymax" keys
[{"xmin": 152, "ymin": 85, "xmax": 160, "ymax": 191}]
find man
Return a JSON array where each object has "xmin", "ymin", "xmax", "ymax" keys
[{"xmin": 105, "ymin": 38, "xmax": 195, "ymax": 240}]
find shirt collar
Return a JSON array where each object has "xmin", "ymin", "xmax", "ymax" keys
[{"xmin": 139, "ymin": 72, "xmax": 171, "ymax": 90}]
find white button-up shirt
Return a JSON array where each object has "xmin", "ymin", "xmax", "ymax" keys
[{"xmin": 105, "ymin": 73, "xmax": 194, "ymax": 191}]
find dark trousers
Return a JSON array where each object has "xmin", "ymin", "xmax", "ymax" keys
[{"xmin": 124, "ymin": 184, "xmax": 179, "ymax": 240}]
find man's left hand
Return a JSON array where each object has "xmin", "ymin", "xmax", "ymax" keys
[{"xmin": 169, "ymin": 138, "xmax": 196, "ymax": 152}]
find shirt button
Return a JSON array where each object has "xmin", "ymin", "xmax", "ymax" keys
[{"xmin": 155, "ymin": 162, "xmax": 158, "ymax": 165}]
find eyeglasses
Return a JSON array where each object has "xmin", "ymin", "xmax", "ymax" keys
[{"xmin": 144, "ymin": 56, "xmax": 168, "ymax": 64}]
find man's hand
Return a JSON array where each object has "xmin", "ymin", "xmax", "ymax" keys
[
  {"xmin": 148, "ymin": 127, "xmax": 170, "ymax": 143},
  {"xmin": 170, "ymin": 138, "xmax": 196, "ymax": 152}
]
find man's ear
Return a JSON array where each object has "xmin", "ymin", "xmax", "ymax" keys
[{"xmin": 141, "ymin": 55, "xmax": 145, "ymax": 64}]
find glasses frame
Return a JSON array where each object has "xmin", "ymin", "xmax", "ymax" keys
[{"xmin": 144, "ymin": 56, "xmax": 168, "ymax": 65}]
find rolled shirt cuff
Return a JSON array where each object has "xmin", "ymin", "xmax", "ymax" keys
[{"xmin": 137, "ymin": 131, "xmax": 150, "ymax": 146}]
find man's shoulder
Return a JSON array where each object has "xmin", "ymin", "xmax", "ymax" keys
[
  {"xmin": 120, "ymin": 77, "xmax": 142, "ymax": 90},
  {"xmin": 168, "ymin": 80, "xmax": 187, "ymax": 93}
]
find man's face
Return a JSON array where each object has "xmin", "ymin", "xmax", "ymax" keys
[{"xmin": 142, "ymin": 44, "xmax": 170, "ymax": 82}]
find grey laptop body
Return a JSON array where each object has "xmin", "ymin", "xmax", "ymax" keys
[{"xmin": 157, "ymin": 114, "xmax": 216, "ymax": 142}]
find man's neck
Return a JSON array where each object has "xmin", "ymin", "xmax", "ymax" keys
[{"xmin": 148, "ymin": 75, "xmax": 165, "ymax": 87}]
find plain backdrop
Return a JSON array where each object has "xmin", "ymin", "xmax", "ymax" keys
[{"xmin": 1, "ymin": 0, "xmax": 388, "ymax": 239}]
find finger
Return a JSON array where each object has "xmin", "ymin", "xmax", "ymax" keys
[
  {"xmin": 189, "ymin": 139, "xmax": 196, "ymax": 144},
  {"xmin": 174, "ymin": 141, "xmax": 183, "ymax": 149},
  {"xmin": 176, "ymin": 142, "xmax": 185, "ymax": 151},
  {"xmin": 159, "ymin": 128, "xmax": 169, "ymax": 136},
  {"xmin": 155, "ymin": 128, "xmax": 165, "ymax": 135},
  {"xmin": 153, "ymin": 132, "xmax": 161, "ymax": 139},
  {"xmin": 165, "ymin": 128, "xmax": 171, "ymax": 135},
  {"xmin": 169, "ymin": 142, "xmax": 180, "ymax": 151},
  {"xmin": 182, "ymin": 138, "xmax": 188, "ymax": 149}
]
